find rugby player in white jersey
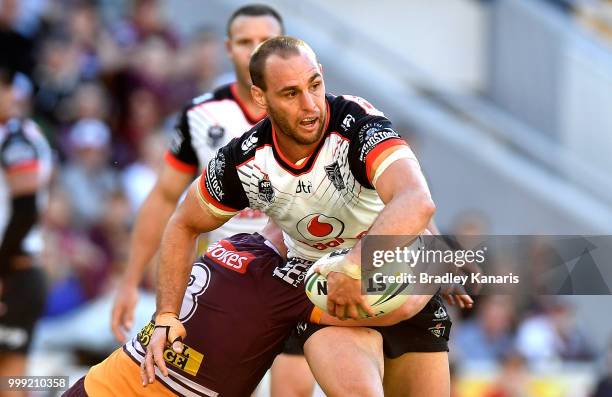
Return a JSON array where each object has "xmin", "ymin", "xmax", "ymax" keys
[
  {"xmin": 110, "ymin": 5, "xmax": 317, "ymax": 396},
  {"xmin": 145, "ymin": 37, "xmax": 467, "ymax": 396},
  {"xmin": 0, "ymin": 64, "xmax": 52, "ymax": 397}
]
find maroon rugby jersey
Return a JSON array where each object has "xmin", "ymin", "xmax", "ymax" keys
[{"xmin": 124, "ymin": 233, "xmax": 315, "ymax": 397}]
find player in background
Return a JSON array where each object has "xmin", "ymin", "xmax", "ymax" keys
[
  {"xmin": 0, "ymin": 64, "xmax": 52, "ymax": 397},
  {"xmin": 110, "ymin": 4, "xmax": 316, "ymax": 396}
]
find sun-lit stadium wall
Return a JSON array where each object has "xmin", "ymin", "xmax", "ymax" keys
[{"xmin": 488, "ymin": 0, "xmax": 612, "ymax": 181}]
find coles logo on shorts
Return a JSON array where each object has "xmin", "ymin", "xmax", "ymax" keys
[{"xmin": 206, "ymin": 240, "xmax": 255, "ymax": 274}]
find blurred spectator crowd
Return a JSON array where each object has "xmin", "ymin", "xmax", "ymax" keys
[
  {"xmin": 1, "ymin": 0, "xmax": 228, "ymax": 319},
  {"xmin": 1, "ymin": 0, "xmax": 611, "ymax": 396}
]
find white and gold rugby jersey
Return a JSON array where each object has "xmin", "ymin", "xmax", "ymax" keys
[{"xmin": 198, "ymin": 94, "xmax": 408, "ymax": 266}]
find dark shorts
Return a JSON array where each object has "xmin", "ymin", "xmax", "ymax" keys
[
  {"xmin": 0, "ymin": 266, "xmax": 46, "ymax": 354},
  {"xmin": 281, "ymin": 329, "xmax": 305, "ymax": 355},
  {"xmin": 296, "ymin": 295, "xmax": 452, "ymax": 359},
  {"xmin": 123, "ymin": 233, "xmax": 314, "ymax": 397}
]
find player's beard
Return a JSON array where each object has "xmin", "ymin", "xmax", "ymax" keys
[{"xmin": 268, "ymin": 104, "xmax": 326, "ymax": 146}]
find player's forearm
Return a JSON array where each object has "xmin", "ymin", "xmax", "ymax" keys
[
  {"xmin": 370, "ymin": 188, "xmax": 434, "ymax": 237},
  {"xmin": 155, "ymin": 181, "xmax": 228, "ymax": 316},
  {"xmin": 123, "ymin": 190, "xmax": 179, "ymax": 286},
  {"xmin": 155, "ymin": 215, "xmax": 200, "ymax": 316},
  {"xmin": 347, "ymin": 189, "xmax": 435, "ymax": 263}
]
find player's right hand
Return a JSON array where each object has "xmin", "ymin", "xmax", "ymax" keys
[
  {"xmin": 141, "ymin": 312, "xmax": 186, "ymax": 386},
  {"xmin": 325, "ymin": 271, "xmax": 375, "ymax": 320},
  {"xmin": 111, "ymin": 282, "xmax": 139, "ymax": 343}
]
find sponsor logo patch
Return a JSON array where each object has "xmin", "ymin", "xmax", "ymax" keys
[
  {"xmin": 358, "ymin": 123, "xmax": 400, "ymax": 161},
  {"xmin": 205, "ymin": 157, "xmax": 224, "ymax": 201},
  {"xmin": 137, "ymin": 321, "xmax": 204, "ymax": 376},
  {"xmin": 241, "ymin": 131, "xmax": 258, "ymax": 152},
  {"xmin": 206, "ymin": 239, "xmax": 255, "ymax": 273},
  {"xmin": 296, "ymin": 214, "xmax": 345, "ymax": 242},
  {"xmin": 296, "ymin": 180, "xmax": 312, "ymax": 194},
  {"xmin": 273, "ymin": 257, "xmax": 313, "ymax": 287}
]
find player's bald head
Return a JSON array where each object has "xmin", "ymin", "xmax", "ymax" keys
[{"xmin": 249, "ymin": 36, "xmax": 318, "ymax": 91}]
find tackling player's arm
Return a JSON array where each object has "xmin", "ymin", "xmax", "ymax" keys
[
  {"xmin": 142, "ymin": 178, "xmax": 231, "ymax": 385},
  {"xmin": 143, "ymin": 144, "xmax": 248, "ymax": 385}
]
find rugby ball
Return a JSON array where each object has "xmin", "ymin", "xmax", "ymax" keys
[{"xmin": 304, "ymin": 248, "xmax": 411, "ymax": 318}]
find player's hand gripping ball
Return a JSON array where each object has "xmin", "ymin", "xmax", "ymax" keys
[{"xmin": 305, "ymin": 248, "xmax": 413, "ymax": 318}]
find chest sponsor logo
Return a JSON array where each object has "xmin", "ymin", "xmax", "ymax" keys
[
  {"xmin": 240, "ymin": 131, "xmax": 258, "ymax": 152},
  {"xmin": 297, "ymin": 213, "xmax": 345, "ymax": 243},
  {"xmin": 272, "ymin": 257, "xmax": 313, "ymax": 287},
  {"xmin": 258, "ymin": 175, "xmax": 275, "ymax": 204},
  {"xmin": 207, "ymin": 125, "xmax": 225, "ymax": 147},
  {"xmin": 206, "ymin": 239, "xmax": 255, "ymax": 274},
  {"xmin": 324, "ymin": 161, "xmax": 345, "ymax": 191},
  {"xmin": 296, "ymin": 180, "xmax": 312, "ymax": 194}
]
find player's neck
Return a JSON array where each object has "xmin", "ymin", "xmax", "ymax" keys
[
  {"xmin": 272, "ymin": 123, "xmax": 322, "ymax": 165},
  {"xmin": 232, "ymin": 82, "xmax": 266, "ymax": 121}
]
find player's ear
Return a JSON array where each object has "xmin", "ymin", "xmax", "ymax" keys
[{"xmin": 251, "ymin": 85, "xmax": 266, "ymax": 109}]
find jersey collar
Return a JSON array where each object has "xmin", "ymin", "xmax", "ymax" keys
[{"xmin": 230, "ymin": 83, "xmax": 266, "ymax": 124}]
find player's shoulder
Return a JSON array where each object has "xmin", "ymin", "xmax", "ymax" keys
[
  {"xmin": 189, "ymin": 83, "xmax": 234, "ymax": 108},
  {"xmin": 220, "ymin": 118, "xmax": 273, "ymax": 164},
  {"xmin": 326, "ymin": 93, "xmax": 387, "ymax": 136},
  {"xmin": 181, "ymin": 84, "xmax": 232, "ymax": 115}
]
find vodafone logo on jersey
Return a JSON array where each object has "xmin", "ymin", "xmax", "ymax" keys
[
  {"xmin": 297, "ymin": 214, "xmax": 345, "ymax": 242},
  {"xmin": 205, "ymin": 240, "xmax": 255, "ymax": 274}
]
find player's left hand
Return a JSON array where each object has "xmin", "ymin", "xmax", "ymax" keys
[
  {"xmin": 324, "ymin": 271, "xmax": 375, "ymax": 320},
  {"xmin": 141, "ymin": 313, "xmax": 186, "ymax": 386}
]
